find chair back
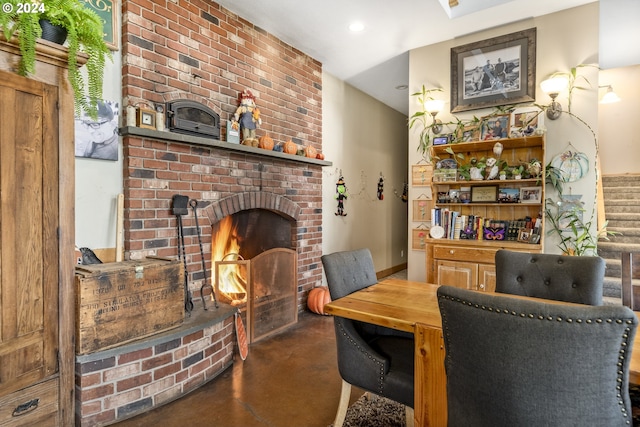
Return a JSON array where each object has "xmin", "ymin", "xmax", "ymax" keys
[
  {"xmin": 437, "ymin": 285, "xmax": 637, "ymax": 427},
  {"xmin": 495, "ymin": 249, "xmax": 605, "ymax": 305},
  {"xmin": 622, "ymin": 252, "xmax": 640, "ymax": 310},
  {"xmin": 321, "ymin": 248, "xmax": 414, "ymax": 408},
  {"xmin": 321, "ymin": 248, "xmax": 378, "ymax": 300}
]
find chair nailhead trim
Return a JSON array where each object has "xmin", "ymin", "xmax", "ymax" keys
[{"xmin": 438, "ymin": 293, "xmax": 636, "ymax": 423}]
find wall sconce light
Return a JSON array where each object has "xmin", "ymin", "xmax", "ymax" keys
[
  {"xmin": 599, "ymin": 85, "xmax": 621, "ymax": 104},
  {"xmin": 540, "ymin": 76, "xmax": 569, "ymax": 120},
  {"xmin": 423, "ymin": 99, "xmax": 445, "ymax": 134}
]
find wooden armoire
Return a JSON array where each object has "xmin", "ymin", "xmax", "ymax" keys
[{"xmin": 0, "ymin": 38, "xmax": 77, "ymax": 426}]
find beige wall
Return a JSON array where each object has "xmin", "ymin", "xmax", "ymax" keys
[
  {"xmin": 407, "ymin": 3, "xmax": 601, "ymax": 281},
  {"xmin": 598, "ymin": 64, "xmax": 640, "ymax": 174},
  {"xmin": 321, "ymin": 72, "xmax": 409, "ymax": 275}
]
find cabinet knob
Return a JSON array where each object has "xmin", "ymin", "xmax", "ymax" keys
[
  {"xmin": 449, "ymin": 249, "xmax": 455, "ymax": 254},
  {"xmin": 479, "ymin": 283, "xmax": 485, "ymax": 290}
]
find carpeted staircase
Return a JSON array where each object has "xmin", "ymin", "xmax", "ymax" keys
[{"xmin": 597, "ymin": 174, "xmax": 640, "ymax": 304}]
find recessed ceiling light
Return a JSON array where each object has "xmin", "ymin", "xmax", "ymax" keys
[
  {"xmin": 349, "ymin": 22, "xmax": 364, "ymax": 32},
  {"xmin": 395, "ymin": 84, "xmax": 408, "ymax": 90}
]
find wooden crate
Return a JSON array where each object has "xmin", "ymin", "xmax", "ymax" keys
[{"xmin": 75, "ymin": 257, "xmax": 184, "ymax": 355}]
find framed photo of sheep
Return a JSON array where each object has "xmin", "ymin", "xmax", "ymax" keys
[{"xmin": 450, "ymin": 28, "xmax": 536, "ymax": 113}]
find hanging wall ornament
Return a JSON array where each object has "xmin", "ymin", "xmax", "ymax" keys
[
  {"xmin": 550, "ymin": 143, "xmax": 589, "ymax": 183},
  {"xmin": 377, "ymin": 174, "xmax": 384, "ymax": 200},
  {"xmin": 335, "ymin": 176, "xmax": 348, "ymax": 216},
  {"xmin": 401, "ymin": 182, "xmax": 408, "ymax": 203}
]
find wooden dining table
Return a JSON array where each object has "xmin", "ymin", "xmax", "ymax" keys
[{"xmin": 323, "ymin": 278, "xmax": 640, "ymax": 427}]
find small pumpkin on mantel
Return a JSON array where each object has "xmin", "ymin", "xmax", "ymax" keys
[
  {"xmin": 258, "ymin": 134, "xmax": 274, "ymax": 151},
  {"xmin": 304, "ymin": 145, "xmax": 317, "ymax": 158},
  {"xmin": 283, "ymin": 139, "xmax": 298, "ymax": 155},
  {"xmin": 307, "ymin": 286, "xmax": 331, "ymax": 315}
]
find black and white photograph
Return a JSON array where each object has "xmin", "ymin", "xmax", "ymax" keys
[
  {"xmin": 451, "ymin": 28, "xmax": 536, "ymax": 112},
  {"xmin": 75, "ymin": 100, "xmax": 119, "ymax": 161}
]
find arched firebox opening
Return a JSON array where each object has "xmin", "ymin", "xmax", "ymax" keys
[{"xmin": 204, "ymin": 193, "xmax": 300, "ymax": 343}]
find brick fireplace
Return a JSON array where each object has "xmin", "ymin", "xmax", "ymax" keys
[
  {"xmin": 75, "ymin": 1, "xmax": 327, "ymax": 424},
  {"xmin": 120, "ymin": 0, "xmax": 324, "ymax": 307}
]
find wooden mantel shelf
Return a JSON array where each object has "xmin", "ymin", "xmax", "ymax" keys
[{"xmin": 120, "ymin": 126, "xmax": 333, "ymax": 167}]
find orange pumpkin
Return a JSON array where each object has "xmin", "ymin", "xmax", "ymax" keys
[
  {"xmin": 258, "ymin": 135, "xmax": 274, "ymax": 150},
  {"xmin": 316, "ymin": 152, "xmax": 325, "ymax": 160},
  {"xmin": 283, "ymin": 139, "xmax": 298, "ymax": 155},
  {"xmin": 307, "ymin": 286, "xmax": 331, "ymax": 315},
  {"xmin": 305, "ymin": 145, "xmax": 317, "ymax": 158}
]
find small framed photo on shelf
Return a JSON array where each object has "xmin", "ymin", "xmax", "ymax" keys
[
  {"xmin": 481, "ymin": 114, "xmax": 510, "ymax": 140},
  {"xmin": 457, "ymin": 124, "xmax": 480, "ymax": 142},
  {"xmin": 471, "ymin": 185, "xmax": 498, "ymax": 203},
  {"xmin": 517, "ymin": 228, "xmax": 533, "ymax": 243},
  {"xmin": 520, "ymin": 186, "xmax": 542, "ymax": 204},
  {"xmin": 510, "ymin": 106, "xmax": 544, "ymax": 137},
  {"xmin": 498, "ymin": 188, "xmax": 520, "ymax": 203}
]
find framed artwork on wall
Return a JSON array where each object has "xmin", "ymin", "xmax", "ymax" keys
[
  {"xmin": 411, "ymin": 163, "xmax": 433, "ymax": 186},
  {"xmin": 450, "ymin": 28, "xmax": 537, "ymax": 113},
  {"xmin": 412, "ymin": 226, "xmax": 430, "ymax": 251},
  {"xmin": 84, "ymin": 0, "xmax": 119, "ymax": 50}
]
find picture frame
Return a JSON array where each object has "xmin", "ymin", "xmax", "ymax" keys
[
  {"xmin": 510, "ymin": 106, "xmax": 544, "ymax": 137},
  {"xmin": 456, "ymin": 124, "xmax": 480, "ymax": 142},
  {"xmin": 450, "ymin": 28, "xmax": 536, "ymax": 113},
  {"xmin": 412, "ymin": 227, "xmax": 430, "ymax": 251},
  {"xmin": 471, "ymin": 185, "xmax": 498, "ymax": 203},
  {"xmin": 75, "ymin": 99, "xmax": 119, "ymax": 161},
  {"xmin": 412, "ymin": 199, "xmax": 431, "ymax": 222},
  {"xmin": 519, "ymin": 186, "xmax": 542, "ymax": 204},
  {"xmin": 517, "ymin": 228, "xmax": 533, "ymax": 243},
  {"xmin": 480, "ymin": 114, "xmax": 510, "ymax": 140},
  {"xmin": 411, "ymin": 164, "xmax": 433, "ymax": 186},
  {"xmin": 498, "ymin": 188, "xmax": 520, "ymax": 203}
]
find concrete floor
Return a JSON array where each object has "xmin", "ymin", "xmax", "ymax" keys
[{"xmin": 112, "ymin": 312, "xmax": 362, "ymax": 427}]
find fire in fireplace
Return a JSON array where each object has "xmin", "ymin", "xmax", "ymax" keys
[{"xmin": 211, "ymin": 209, "xmax": 298, "ymax": 342}]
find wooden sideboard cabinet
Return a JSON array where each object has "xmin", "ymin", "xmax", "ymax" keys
[
  {"xmin": 0, "ymin": 38, "xmax": 80, "ymax": 426},
  {"xmin": 426, "ymin": 240, "xmax": 542, "ymax": 292},
  {"xmin": 424, "ymin": 136, "xmax": 545, "ymax": 290}
]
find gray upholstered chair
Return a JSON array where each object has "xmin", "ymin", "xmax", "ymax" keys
[
  {"xmin": 494, "ymin": 249, "xmax": 605, "ymax": 305},
  {"xmin": 437, "ymin": 285, "xmax": 637, "ymax": 427},
  {"xmin": 321, "ymin": 248, "xmax": 414, "ymax": 427}
]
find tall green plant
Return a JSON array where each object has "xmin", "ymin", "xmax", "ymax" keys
[{"xmin": 408, "ymin": 86, "xmax": 443, "ymax": 156}]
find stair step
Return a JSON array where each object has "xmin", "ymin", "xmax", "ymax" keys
[
  {"xmin": 602, "ymin": 174, "xmax": 640, "ymax": 186},
  {"xmin": 603, "ymin": 276, "xmax": 621, "ymax": 298},
  {"xmin": 598, "ymin": 241, "xmax": 640, "ymax": 261},
  {"xmin": 602, "ymin": 201, "xmax": 640, "ymax": 214}
]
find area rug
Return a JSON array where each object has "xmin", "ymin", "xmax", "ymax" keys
[{"xmin": 328, "ymin": 393, "xmax": 406, "ymax": 427}]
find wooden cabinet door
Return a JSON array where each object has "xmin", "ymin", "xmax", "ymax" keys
[
  {"xmin": 0, "ymin": 71, "xmax": 59, "ymax": 396},
  {"xmin": 436, "ymin": 260, "xmax": 478, "ymax": 289},
  {"xmin": 478, "ymin": 264, "xmax": 496, "ymax": 292}
]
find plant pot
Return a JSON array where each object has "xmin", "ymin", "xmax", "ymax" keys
[{"xmin": 39, "ymin": 19, "xmax": 67, "ymax": 45}]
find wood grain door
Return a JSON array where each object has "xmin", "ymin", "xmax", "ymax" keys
[
  {"xmin": 0, "ymin": 71, "xmax": 59, "ymax": 396},
  {"xmin": 436, "ymin": 260, "xmax": 478, "ymax": 290}
]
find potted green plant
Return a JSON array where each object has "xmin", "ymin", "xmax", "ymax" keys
[
  {"xmin": 0, "ymin": 0, "xmax": 111, "ymax": 118},
  {"xmin": 408, "ymin": 86, "xmax": 444, "ymax": 156}
]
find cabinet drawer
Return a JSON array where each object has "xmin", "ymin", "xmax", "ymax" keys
[
  {"xmin": 0, "ymin": 378, "xmax": 58, "ymax": 426},
  {"xmin": 434, "ymin": 246, "xmax": 496, "ymax": 264}
]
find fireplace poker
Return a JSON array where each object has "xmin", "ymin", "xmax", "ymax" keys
[
  {"xmin": 190, "ymin": 199, "xmax": 218, "ymax": 309},
  {"xmin": 172, "ymin": 195, "xmax": 194, "ymax": 314}
]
